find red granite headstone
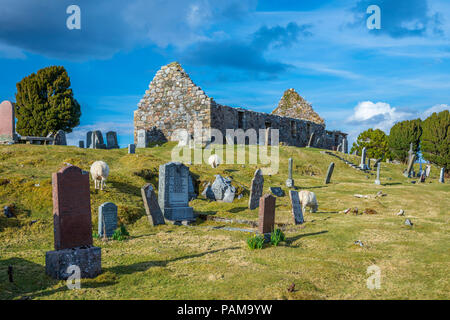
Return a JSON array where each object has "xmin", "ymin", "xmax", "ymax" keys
[
  {"xmin": 258, "ymin": 194, "xmax": 276, "ymax": 234},
  {"xmin": 0, "ymin": 101, "xmax": 15, "ymax": 141},
  {"xmin": 52, "ymin": 165, "xmax": 93, "ymax": 250}
]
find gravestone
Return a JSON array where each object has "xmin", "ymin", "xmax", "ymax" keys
[
  {"xmin": 93, "ymin": 130, "xmax": 106, "ymax": 149},
  {"xmin": 0, "ymin": 101, "xmax": 16, "ymax": 144},
  {"xmin": 419, "ymin": 171, "xmax": 426, "ymax": 183},
  {"xmin": 307, "ymin": 132, "xmax": 315, "ymax": 148},
  {"xmin": 324, "ymin": 162, "xmax": 335, "ymax": 184},
  {"xmin": 337, "ymin": 143, "xmax": 342, "ymax": 152},
  {"xmin": 360, "ymin": 147, "xmax": 368, "ymax": 170},
  {"xmin": 128, "ymin": 144, "xmax": 136, "ymax": 154},
  {"xmin": 248, "ymin": 169, "xmax": 264, "ymax": 210},
  {"xmin": 45, "ymin": 165, "xmax": 101, "ymax": 280},
  {"xmin": 408, "ymin": 143, "xmax": 414, "ymax": 163},
  {"xmin": 79, "ymin": 140, "xmax": 84, "ymax": 148},
  {"xmin": 367, "ymin": 158, "xmax": 371, "ymax": 170},
  {"xmin": 286, "ymin": 158, "xmax": 294, "ymax": 188},
  {"xmin": 439, "ymin": 168, "xmax": 445, "ymax": 183},
  {"xmin": 258, "ymin": 194, "xmax": 276, "ymax": 234},
  {"xmin": 158, "ymin": 162, "xmax": 194, "ymax": 221},
  {"xmin": 137, "ymin": 129, "xmax": 147, "ymax": 148},
  {"xmin": 425, "ymin": 165, "xmax": 431, "ymax": 177},
  {"xmin": 98, "ymin": 202, "xmax": 118, "ymax": 238},
  {"xmin": 54, "ymin": 130, "xmax": 67, "ymax": 146},
  {"xmin": 342, "ymin": 138, "xmax": 348, "ymax": 154},
  {"xmin": 86, "ymin": 131, "xmax": 93, "ymax": 148},
  {"xmin": 289, "ymin": 190, "xmax": 304, "ymax": 225},
  {"xmin": 404, "ymin": 154, "xmax": 416, "ymax": 178},
  {"xmin": 106, "ymin": 131, "xmax": 119, "ymax": 149},
  {"xmin": 265, "ymin": 127, "xmax": 272, "ymax": 146},
  {"xmin": 375, "ymin": 162, "xmax": 381, "ymax": 185},
  {"xmin": 141, "ymin": 183, "xmax": 165, "ymax": 226},
  {"xmin": 211, "ymin": 175, "xmax": 235, "ymax": 203}
]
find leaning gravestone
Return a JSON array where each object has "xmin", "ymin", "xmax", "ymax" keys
[
  {"xmin": 286, "ymin": 158, "xmax": 294, "ymax": 188},
  {"xmin": 375, "ymin": 162, "xmax": 381, "ymax": 185},
  {"xmin": 98, "ymin": 202, "xmax": 118, "ymax": 238},
  {"xmin": 404, "ymin": 154, "xmax": 416, "ymax": 178},
  {"xmin": 53, "ymin": 130, "xmax": 67, "ymax": 146},
  {"xmin": 324, "ymin": 162, "xmax": 335, "ymax": 184},
  {"xmin": 289, "ymin": 190, "xmax": 304, "ymax": 225},
  {"xmin": 106, "ymin": 131, "xmax": 119, "ymax": 149},
  {"xmin": 158, "ymin": 162, "xmax": 194, "ymax": 222},
  {"xmin": 439, "ymin": 168, "xmax": 445, "ymax": 183},
  {"xmin": 128, "ymin": 144, "xmax": 136, "ymax": 154},
  {"xmin": 425, "ymin": 165, "xmax": 431, "ymax": 177},
  {"xmin": 45, "ymin": 165, "xmax": 101, "ymax": 279},
  {"xmin": 137, "ymin": 129, "xmax": 147, "ymax": 148},
  {"xmin": 258, "ymin": 194, "xmax": 276, "ymax": 235},
  {"xmin": 0, "ymin": 101, "xmax": 16, "ymax": 144},
  {"xmin": 141, "ymin": 183, "xmax": 165, "ymax": 226},
  {"xmin": 248, "ymin": 169, "xmax": 264, "ymax": 210}
]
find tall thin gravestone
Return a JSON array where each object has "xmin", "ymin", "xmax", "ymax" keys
[
  {"xmin": 258, "ymin": 194, "xmax": 276, "ymax": 235},
  {"xmin": 137, "ymin": 129, "xmax": 147, "ymax": 148},
  {"xmin": 286, "ymin": 158, "xmax": 294, "ymax": 188},
  {"xmin": 375, "ymin": 162, "xmax": 381, "ymax": 185},
  {"xmin": 343, "ymin": 138, "xmax": 348, "ymax": 154},
  {"xmin": 98, "ymin": 202, "xmax": 118, "ymax": 238},
  {"xmin": 360, "ymin": 147, "xmax": 367, "ymax": 170},
  {"xmin": 106, "ymin": 131, "xmax": 119, "ymax": 149},
  {"xmin": 141, "ymin": 183, "xmax": 165, "ymax": 226},
  {"xmin": 439, "ymin": 168, "xmax": 445, "ymax": 183},
  {"xmin": 425, "ymin": 165, "xmax": 431, "ymax": 177},
  {"xmin": 249, "ymin": 169, "xmax": 264, "ymax": 210},
  {"xmin": 86, "ymin": 131, "xmax": 93, "ymax": 148},
  {"xmin": 45, "ymin": 165, "xmax": 101, "ymax": 279},
  {"xmin": 404, "ymin": 154, "xmax": 416, "ymax": 178},
  {"xmin": 128, "ymin": 144, "xmax": 136, "ymax": 154},
  {"xmin": 0, "ymin": 101, "xmax": 16, "ymax": 144},
  {"xmin": 289, "ymin": 190, "xmax": 304, "ymax": 225},
  {"xmin": 265, "ymin": 127, "xmax": 271, "ymax": 146},
  {"xmin": 324, "ymin": 162, "xmax": 335, "ymax": 184},
  {"xmin": 158, "ymin": 162, "xmax": 194, "ymax": 222}
]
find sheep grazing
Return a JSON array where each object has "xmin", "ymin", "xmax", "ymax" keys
[
  {"xmin": 208, "ymin": 154, "xmax": 221, "ymax": 169},
  {"xmin": 90, "ymin": 161, "xmax": 110, "ymax": 190},
  {"xmin": 298, "ymin": 190, "xmax": 318, "ymax": 213}
]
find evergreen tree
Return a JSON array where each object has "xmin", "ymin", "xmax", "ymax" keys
[
  {"xmin": 15, "ymin": 66, "xmax": 81, "ymax": 136},
  {"xmin": 387, "ymin": 119, "xmax": 422, "ymax": 163},
  {"xmin": 421, "ymin": 110, "xmax": 449, "ymax": 171},
  {"xmin": 350, "ymin": 128, "xmax": 391, "ymax": 161}
]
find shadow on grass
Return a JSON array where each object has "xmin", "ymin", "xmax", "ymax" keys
[
  {"xmin": 285, "ymin": 230, "xmax": 328, "ymax": 247},
  {"xmin": 382, "ymin": 182, "xmax": 402, "ymax": 186},
  {"xmin": 107, "ymin": 247, "xmax": 240, "ymax": 276},
  {"xmin": 110, "ymin": 181, "xmax": 141, "ymax": 197},
  {"xmin": 229, "ymin": 207, "xmax": 247, "ymax": 214}
]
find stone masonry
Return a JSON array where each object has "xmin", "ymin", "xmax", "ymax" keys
[{"xmin": 134, "ymin": 62, "xmax": 347, "ymax": 149}]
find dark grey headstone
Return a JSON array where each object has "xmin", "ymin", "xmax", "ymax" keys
[
  {"xmin": 289, "ymin": 190, "xmax": 304, "ymax": 225},
  {"xmin": 86, "ymin": 131, "xmax": 93, "ymax": 148},
  {"xmin": 248, "ymin": 169, "xmax": 264, "ymax": 210},
  {"xmin": 324, "ymin": 162, "xmax": 335, "ymax": 184},
  {"xmin": 270, "ymin": 187, "xmax": 285, "ymax": 197},
  {"xmin": 98, "ymin": 202, "xmax": 118, "ymax": 238},
  {"xmin": 141, "ymin": 183, "xmax": 165, "ymax": 226},
  {"xmin": 54, "ymin": 130, "xmax": 67, "ymax": 146},
  {"xmin": 79, "ymin": 140, "xmax": 84, "ymax": 148},
  {"xmin": 106, "ymin": 131, "xmax": 119, "ymax": 149},
  {"xmin": 128, "ymin": 144, "xmax": 136, "ymax": 154}
]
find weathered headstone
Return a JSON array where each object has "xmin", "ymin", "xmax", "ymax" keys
[
  {"xmin": 307, "ymin": 132, "xmax": 315, "ymax": 148},
  {"xmin": 439, "ymin": 168, "xmax": 445, "ymax": 183},
  {"xmin": 0, "ymin": 101, "xmax": 16, "ymax": 144},
  {"xmin": 248, "ymin": 169, "xmax": 264, "ymax": 210},
  {"xmin": 128, "ymin": 144, "xmax": 136, "ymax": 154},
  {"xmin": 158, "ymin": 162, "xmax": 194, "ymax": 221},
  {"xmin": 286, "ymin": 158, "xmax": 294, "ymax": 188},
  {"xmin": 360, "ymin": 147, "xmax": 368, "ymax": 170},
  {"xmin": 45, "ymin": 165, "xmax": 101, "ymax": 280},
  {"xmin": 98, "ymin": 202, "xmax": 118, "ymax": 238},
  {"xmin": 324, "ymin": 162, "xmax": 335, "ymax": 184},
  {"xmin": 54, "ymin": 130, "xmax": 67, "ymax": 146},
  {"xmin": 211, "ymin": 175, "xmax": 235, "ymax": 203},
  {"xmin": 137, "ymin": 129, "xmax": 147, "ymax": 148},
  {"xmin": 375, "ymin": 162, "xmax": 381, "ymax": 185},
  {"xmin": 404, "ymin": 154, "xmax": 416, "ymax": 178},
  {"xmin": 342, "ymin": 138, "xmax": 348, "ymax": 154},
  {"xmin": 419, "ymin": 171, "xmax": 426, "ymax": 183},
  {"xmin": 79, "ymin": 140, "xmax": 85, "ymax": 148},
  {"xmin": 106, "ymin": 131, "xmax": 119, "ymax": 149},
  {"xmin": 289, "ymin": 190, "xmax": 304, "ymax": 225},
  {"xmin": 93, "ymin": 130, "xmax": 106, "ymax": 149},
  {"xmin": 258, "ymin": 194, "xmax": 276, "ymax": 234},
  {"xmin": 367, "ymin": 158, "xmax": 371, "ymax": 170},
  {"xmin": 141, "ymin": 183, "xmax": 165, "ymax": 226},
  {"xmin": 86, "ymin": 131, "xmax": 93, "ymax": 148},
  {"xmin": 337, "ymin": 143, "xmax": 342, "ymax": 152},
  {"xmin": 425, "ymin": 165, "xmax": 431, "ymax": 177}
]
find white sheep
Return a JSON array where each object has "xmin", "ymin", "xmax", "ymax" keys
[
  {"xmin": 90, "ymin": 161, "xmax": 110, "ymax": 190},
  {"xmin": 208, "ymin": 154, "xmax": 221, "ymax": 169},
  {"xmin": 298, "ymin": 190, "xmax": 318, "ymax": 213}
]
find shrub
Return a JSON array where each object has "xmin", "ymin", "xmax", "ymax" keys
[
  {"xmin": 270, "ymin": 229, "xmax": 286, "ymax": 246},
  {"xmin": 247, "ymin": 234, "xmax": 265, "ymax": 250},
  {"xmin": 112, "ymin": 225, "xmax": 130, "ymax": 241},
  {"xmin": 388, "ymin": 119, "xmax": 422, "ymax": 163}
]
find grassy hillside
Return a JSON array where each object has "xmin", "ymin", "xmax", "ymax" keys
[{"xmin": 0, "ymin": 143, "xmax": 448, "ymax": 300}]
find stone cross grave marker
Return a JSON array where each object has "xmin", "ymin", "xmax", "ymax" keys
[
  {"xmin": 52, "ymin": 165, "xmax": 93, "ymax": 250},
  {"xmin": 248, "ymin": 169, "xmax": 264, "ymax": 210},
  {"xmin": 286, "ymin": 158, "xmax": 294, "ymax": 188},
  {"xmin": 141, "ymin": 183, "xmax": 165, "ymax": 226},
  {"xmin": 98, "ymin": 202, "xmax": 118, "ymax": 238},
  {"xmin": 289, "ymin": 190, "xmax": 304, "ymax": 225},
  {"xmin": 128, "ymin": 144, "xmax": 136, "ymax": 154},
  {"xmin": 375, "ymin": 162, "xmax": 381, "ymax": 185},
  {"xmin": 439, "ymin": 168, "xmax": 445, "ymax": 183},
  {"xmin": 324, "ymin": 162, "xmax": 335, "ymax": 184},
  {"xmin": 106, "ymin": 131, "xmax": 119, "ymax": 149},
  {"xmin": 158, "ymin": 162, "xmax": 194, "ymax": 221},
  {"xmin": 137, "ymin": 129, "xmax": 147, "ymax": 148},
  {"xmin": 258, "ymin": 194, "xmax": 276, "ymax": 234},
  {"xmin": 0, "ymin": 101, "xmax": 15, "ymax": 144}
]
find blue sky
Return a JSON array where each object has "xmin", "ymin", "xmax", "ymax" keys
[{"xmin": 0, "ymin": 0, "xmax": 449, "ymax": 147}]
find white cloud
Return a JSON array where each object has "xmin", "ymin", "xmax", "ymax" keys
[{"xmin": 421, "ymin": 103, "xmax": 449, "ymax": 119}]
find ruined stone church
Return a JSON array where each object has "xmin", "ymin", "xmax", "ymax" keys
[{"xmin": 134, "ymin": 62, "xmax": 347, "ymax": 151}]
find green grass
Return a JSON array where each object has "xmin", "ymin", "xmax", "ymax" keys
[{"xmin": 0, "ymin": 143, "xmax": 449, "ymax": 300}]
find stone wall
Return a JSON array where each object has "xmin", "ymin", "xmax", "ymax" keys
[{"xmin": 134, "ymin": 62, "xmax": 347, "ymax": 149}]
